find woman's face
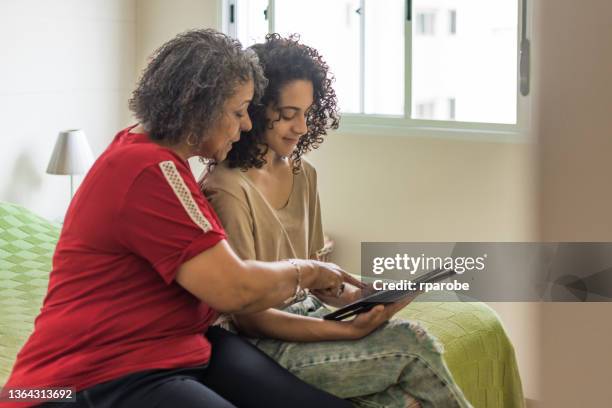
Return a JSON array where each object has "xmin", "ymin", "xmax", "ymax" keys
[
  {"xmin": 199, "ymin": 79, "xmax": 254, "ymax": 161},
  {"xmin": 263, "ymin": 79, "xmax": 314, "ymax": 158}
]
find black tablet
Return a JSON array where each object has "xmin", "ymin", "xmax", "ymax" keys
[{"xmin": 323, "ymin": 268, "xmax": 457, "ymax": 321}]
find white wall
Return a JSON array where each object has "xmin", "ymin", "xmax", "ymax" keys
[
  {"xmin": 135, "ymin": 0, "xmax": 220, "ymax": 77},
  {"xmin": 308, "ymin": 134, "xmax": 535, "ymax": 273},
  {"xmin": 0, "ymin": 0, "xmax": 136, "ymax": 220},
  {"xmin": 308, "ymin": 131, "xmax": 539, "ymax": 400}
]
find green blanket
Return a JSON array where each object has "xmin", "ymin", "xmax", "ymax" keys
[
  {"xmin": 0, "ymin": 202, "xmax": 524, "ymax": 407},
  {"xmin": 399, "ymin": 301, "xmax": 524, "ymax": 407},
  {"xmin": 0, "ymin": 202, "xmax": 60, "ymax": 384}
]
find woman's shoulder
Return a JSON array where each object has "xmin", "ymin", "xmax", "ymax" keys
[
  {"xmin": 298, "ymin": 157, "xmax": 318, "ymax": 181},
  {"xmin": 203, "ymin": 162, "xmax": 251, "ymax": 199}
]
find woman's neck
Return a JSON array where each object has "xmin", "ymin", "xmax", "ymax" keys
[
  {"xmin": 129, "ymin": 124, "xmax": 193, "ymax": 161},
  {"xmin": 262, "ymin": 147, "xmax": 290, "ymax": 172},
  {"xmin": 247, "ymin": 145, "xmax": 295, "ymax": 209},
  {"xmin": 168, "ymin": 143, "xmax": 193, "ymax": 161}
]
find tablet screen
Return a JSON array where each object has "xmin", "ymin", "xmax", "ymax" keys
[{"xmin": 323, "ymin": 268, "xmax": 457, "ymax": 321}]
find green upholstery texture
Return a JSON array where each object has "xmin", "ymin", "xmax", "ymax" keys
[
  {"xmin": 398, "ymin": 301, "xmax": 525, "ymax": 408},
  {"xmin": 0, "ymin": 201, "xmax": 524, "ymax": 407},
  {"xmin": 0, "ymin": 202, "xmax": 60, "ymax": 385}
]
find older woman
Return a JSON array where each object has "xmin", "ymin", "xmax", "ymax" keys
[
  {"xmin": 1, "ymin": 30, "xmax": 358, "ymax": 408},
  {"xmin": 204, "ymin": 34, "xmax": 473, "ymax": 408}
]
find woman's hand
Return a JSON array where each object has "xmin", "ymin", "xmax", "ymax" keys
[
  {"xmin": 346, "ymin": 282, "xmax": 379, "ymax": 302},
  {"xmin": 344, "ymin": 294, "xmax": 418, "ymax": 339},
  {"xmin": 312, "ymin": 281, "xmax": 377, "ymax": 308},
  {"xmin": 305, "ymin": 260, "xmax": 365, "ymax": 297}
]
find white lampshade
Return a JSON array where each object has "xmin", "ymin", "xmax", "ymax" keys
[{"xmin": 46, "ymin": 129, "xmax": 95, "ymax": 175}]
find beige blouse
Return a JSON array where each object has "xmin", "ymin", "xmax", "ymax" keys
[{"xmin": 203, "ymin": 159, "xmax": 325, "ymax": 262}]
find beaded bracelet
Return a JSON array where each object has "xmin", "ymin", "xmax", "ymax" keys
[{"xmin": 282, "ymin": 259, "xmax": 308, "ymax": 305}]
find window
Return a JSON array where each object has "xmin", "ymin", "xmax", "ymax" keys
[
  {"xmin": 222, "ymin": 0, "xmax": 529, "ymax": 133},
  {"xmin": 412, "ymin": 0, "xmax": 519, "ymax": 124},
  {"xmin": 234, "ymin": 0, "xmax": 268, "ymax": 46},
  {"xmin": 269, "ymin": 0, "xmax": 404, "ymax": 115}
]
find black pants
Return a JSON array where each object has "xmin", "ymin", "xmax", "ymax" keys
[{"xmin": 40, "ymin": 327, "xmax": 352, "ymax": 408}]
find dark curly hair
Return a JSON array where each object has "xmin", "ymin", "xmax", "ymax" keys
[
  {"xmin": 225, "ymin": 34, "xmax": 339, "ymax": 173},
  {"xmin": 129, "ymin": 29, "xmax": 266, "ymax": 146}
]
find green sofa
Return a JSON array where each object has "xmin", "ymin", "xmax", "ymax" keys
[{"xmin": 0, "ymin": 201, "xmax": 524, "ymax": 407}]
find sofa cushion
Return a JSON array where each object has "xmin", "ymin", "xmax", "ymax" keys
[
  {"xmin": 399, "ymin": 301, "xmax": 525, "ymax": 407},
  {"xmin": 0, "ymin": 202, "xmax": 60, "ymax": 384}
]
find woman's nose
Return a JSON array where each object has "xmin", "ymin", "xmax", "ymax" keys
[
  {"xmin": 293, "ymin": 115, "xmax": 307, "ymax": 135},
  {"xmin": 241, "ymin": 114, "xmax": 253, "ymax": 132}
]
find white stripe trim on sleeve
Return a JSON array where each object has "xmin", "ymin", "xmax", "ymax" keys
[{"xmin": 159, "ymin": 160, "xmax": 212, "ymax": 233}]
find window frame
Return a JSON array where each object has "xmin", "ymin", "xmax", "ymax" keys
[{"xmin": 219, "ymin": 0, "xmax": 533, "ymax": 142}]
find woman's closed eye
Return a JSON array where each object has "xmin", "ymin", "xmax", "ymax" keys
[
  {"xmin": 281, "ymin": 106, "xmax": 313, "ymax": 120},
  {"xmin": 280, "ymin": 109, "xmax": 297, "ymax": 121}
]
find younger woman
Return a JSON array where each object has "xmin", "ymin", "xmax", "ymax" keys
[{"xmin": 204, "ymin": 34, "xmax": 472, "ymax": 408}]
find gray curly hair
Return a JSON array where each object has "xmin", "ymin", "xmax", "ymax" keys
[{"xmin": 129, "ymin": 29, "xmax": 267, "ymax": 145}]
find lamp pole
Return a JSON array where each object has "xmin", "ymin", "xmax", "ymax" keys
[{"xmin": 70, "ymin": 174, "xmax": 74, "ymax": 199}]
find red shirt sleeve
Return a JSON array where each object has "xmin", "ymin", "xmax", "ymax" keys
[{"xmin": 116, "ymin": 159, "xmax": 226, "ymax": 284}]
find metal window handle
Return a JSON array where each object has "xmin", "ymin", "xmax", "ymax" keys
[{"xmin": 520, "ymin": 38, "xmax": 530, "ymax": 96}]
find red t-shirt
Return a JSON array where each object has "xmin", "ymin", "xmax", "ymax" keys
[{"xmin": 1, "ymin": 126, "xmax": 226, "ymax": 407}]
